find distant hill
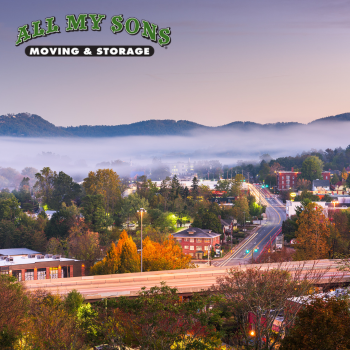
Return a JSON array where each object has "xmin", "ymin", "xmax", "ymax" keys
[
  {"xmin": 0, "ymin": 113, "xmax": 72, "ymax": 137},
  {"xmin": 0, "ymin": 112, "xmax": 349, "ymax": 137}
]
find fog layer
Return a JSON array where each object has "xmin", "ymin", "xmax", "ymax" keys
[{"xmin": 0, "ymin": 123, "xmax": 349, "ymax": 179}]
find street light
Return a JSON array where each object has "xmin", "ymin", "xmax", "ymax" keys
[
  {"xmin": 137, "ymin": 208, "xmax": 147, "ymax": 272},
  {"xmin": 208, "ymin": 244, "xmax": 212, "ymax": 266}
]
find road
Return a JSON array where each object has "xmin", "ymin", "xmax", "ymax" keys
[
  {"xmin": 215, "ymin": 184, "xmax": 286, "ymax": 267},
  {"xmin": 24, "ymin": 260, "xmax": 347, "ymax": 300}
]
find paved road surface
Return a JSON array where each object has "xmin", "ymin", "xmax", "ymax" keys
[{"xmin": 215, "ymin": 184, "xmax": 286, "ymax": 267}]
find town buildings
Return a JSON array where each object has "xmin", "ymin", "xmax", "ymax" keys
[
  {"xmin": 172, "ymin": 227, "xmax": 221, "ymax": 259},
  {"xmin": 0, "ymin": 248, "xmax": 85, "ymax": 281},
  {"xmin": 276, "ymin": 168, "xmax": 331, "ymax": 191}
]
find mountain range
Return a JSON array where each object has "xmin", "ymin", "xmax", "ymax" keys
[{"xmin": 0, "ymin": 112, "xmax": 349, "ymax": 137}]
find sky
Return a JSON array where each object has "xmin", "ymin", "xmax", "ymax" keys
[{"xmin": 1, "ymin": 0, "xmax": 350, "ymax": 127}]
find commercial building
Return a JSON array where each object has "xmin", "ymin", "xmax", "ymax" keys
[
  {"xmin": 285, "ymin": 199, "xmax": 350, "ymax": 219},
  {"xmin": 0, "ymin": 248, "xmax": 85, "ymax": 281},
  {"xmin": 173, "ymin": 227, "xmax": 221, "ymax": 259},
  {"xmin": 276, "ymin": 168, "xmax": 330, "ymax": 191}
]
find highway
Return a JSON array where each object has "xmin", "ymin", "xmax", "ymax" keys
[
  {"xmin": 24, "ymin": 260, "xmax": 348, "ymax": 300},
  {"xmin": 216, "ymin": 184, "xmax": 286, "ymax": 267}
]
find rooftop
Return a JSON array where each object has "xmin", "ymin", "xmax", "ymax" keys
[
  {"xmin": 0, "ymin": 255, "xmax": 79, "ymax": 267},
  {"xmin": 313, "ymin": 179, "xmax": 330, "ymax": 187},
  {"xmin": 173, "ymin": 227, "xmax": 220, "ymax": 238},
  {"xmin": 0, "ymin": 248, "xmax": 40, "ymax": 256}
]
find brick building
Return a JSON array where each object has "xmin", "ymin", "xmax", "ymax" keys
[
  {"xmin": 172, "ymin": 228, "xmax": 221, "ymax": 259},
  {"xmin": 276, "ymin": 168, "xmax": 331, "ymax": 191},
  {"xmin": 0, "ymin": 248, "xmax": 85, "ymax": 281}
]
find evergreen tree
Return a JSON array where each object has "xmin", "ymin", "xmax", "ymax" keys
[{"xmin": 191, "ymin": 176, "xmax": 199, "ymax": 199}]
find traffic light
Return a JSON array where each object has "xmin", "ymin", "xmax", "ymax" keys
[
  {"xmin": 246, "ymin": 249, "xmax": 250, "ymax": 254},
  {"xmin": 254, "ymin": 248, "xmax": 258, "ymax": 252},
  {"xmin": 265, "ymin": 184, "xmax": 269, "ymax": 188},
  {"xmin": 261, "ymin": 185, "xmax": 265, "ymax": 188}
]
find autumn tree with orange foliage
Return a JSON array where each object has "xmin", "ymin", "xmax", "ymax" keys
[
  {"xmin": 142, "ymin": 236, "xmax": 194, "ymax": 271},
  {"xmin": 91, "ymin": 230, "xmax": 139, "ymax": 274},
  {"xmin": 294, "ymin": 202, "xmax": 331, "ymax": 260}
]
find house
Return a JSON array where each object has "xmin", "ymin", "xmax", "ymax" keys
[
  {"xmin": 219, "ymin": 217, "xmax": 237, "ymax": 235},
  {"xmin": 45, "ymin": 210, "xmax": 56, "ymax": 219},
  {"xmin": 172, "ymin": 227, "xmax": 221, "ymax": 259},
  {"xmin": 312, "ymin": 179, "xmax": 330, "ymax": 191},
  {"xmin": 0, "ymin": 248, "xmax": 85, "ymax": 281}
]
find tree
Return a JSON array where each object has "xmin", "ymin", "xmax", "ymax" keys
[
  {"xmin": 46, "ymin": 237, "xmax": 65, "ymax": 255},
  {"xmin": 331, "ymin": 173, "xmax": 340, "ymax": 185},
  {"xmin": 34, "ymin": 167, "xmax": 57, "ymax": 206},
  {"xmin": 259, "ymin": 161, "xmax": 270, "ymax": 181},
  {"xmin": 211, "ymin": 263, "xmax": 330, "ymax": 350},
  {"xmin": 142, "ymin": 236, "xmax": 193, "ymax": 271},
  {"xmin": 295, "ymin": 178, "xmax": 311, "ymax": 191},
  {"xmin": 83, "ymin": 169, "xmax": 121, "ymax": 215},
  {"xmin": 159, "ymin": 176, "xmax": 171, "ymax": 211},
  {"xmin": 281, "ymin": 297, "xmax": 350, "ymax": 350},
  {"xmin": 300, "ymin": 156, "xmax": 323, "ymax": 181},
  {"xmin": 49, "ymin": 171, "xmax": 82, "ymax": 210},
  {"xmin": 119, "ymin": 232, "xmax": 140, "ymax": 273},
  {"xmin": 341, "ymin": 167, "xmax": 348, "ymax": 181},
  {"xmin": 233, "ymin": 195, "xmax": 250, "ymax": 224},
  {"xmin": 0, "ymin": 194, "xmax": 21, "ymax": 221},
  {"xmin": 192, "ymin": 211, "xmax": 222, "ymax": 234},
  {"xmin": 294, "ymin": 202, "xmax": 331, "ymax": 260},
  {"xmin": 0, "ymin": 275, "xmax": 28, "ymax": 349},
  {"xmin": 81, "ymin": 194, "xmax": 112, "ymax": 234},
  {"xmin": 45, "ymin": 202, "xmax": 80, "ymax": 239},
  {"xmin": 91, "ymin": 230, "xmax": 139, "ymax": 274},
  {"xmin": 119, "ymin": 193, "xmax": 149, "ymax": 225},
  {"xmin": 91, "ymin": 242, "xmax": 120, "ymax": 275},
  {"xmin": 67, "ymin": 219, "xmax": 101, "ymax": 267},
  {"xmin": 98, "ymin": 283, "xmax": 221, "ymax": 349},
  {"xmin": 25, "ymin": 291, "xmax": 88, "ymax": 349},
  {"xmin": 191, "ymin": 176, "xmax": 199, "ymax": 199}
]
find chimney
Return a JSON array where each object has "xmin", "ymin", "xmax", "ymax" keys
[{"xmin": 291, "ymin": 167, "xmax": 294, "ymax": 172}]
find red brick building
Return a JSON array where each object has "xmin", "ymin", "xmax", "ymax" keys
[
  {"xmin": 276, "ymin": 168, "xmax": 330, "ymax": 191},
  {"xmin": 0, "ymin": 248, "xmax": 85, "ymax": 281},
  {"xmin": 173, "ymin": 228, "xmax": 221, "ymax": 259}
]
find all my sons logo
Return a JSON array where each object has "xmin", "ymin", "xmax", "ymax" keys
[{"xmin": 16, "ymin": 14, "xmax": 171, "ymax": 57}]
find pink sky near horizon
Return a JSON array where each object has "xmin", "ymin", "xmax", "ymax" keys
[{"xmin": 1, "ymin": 0, "xmax": 350, "ymax": 127}]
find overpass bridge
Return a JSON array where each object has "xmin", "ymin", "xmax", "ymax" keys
[{"xmin": 24, "ymin": 260, "xmax": 349, "ymax": 301}]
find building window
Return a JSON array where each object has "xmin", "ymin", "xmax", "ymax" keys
[
  {"xmin": 176, "ymin": 238, "xmax": 182, "ymax": 242},
  {"xmin": 204, "ymin": 246, "xmax": 208, "ymax": 251},
  {"xmin": 184, "ymin": 245, "xmax": 189, "ymax": 249},
  {"xmin": 197, "ymin": 239, "xmax": 202, "ymax": 243},
  {"xmin": 12, "ymin": 270, "xmax": 22, "ymax": 281},
  {"xmin": 25, "ymin": 269, "xmax": 34, "ymax": 281},
  {"xmin": 190, "ymin": 238, "xmax": 194, "ymax": 242},
  {"xmin": 190, "ymin": 246, "xmax": 194, "ymax": 251},
  {"xmin": 37, "ymin": 268, "xmax": 46, "ymax": 280},
  {"xmin": 196, "ymin": 246, "xmax": 202, "ymax": 250},
  {"xmin": 184, "ymin": 238, "xmax": 189, "ymax": 242},
  {"xmin": 50, "ymin": 267, "xmax": 58, "ymax": 279}
]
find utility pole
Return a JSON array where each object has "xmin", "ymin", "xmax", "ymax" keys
[
  {"xmin": 247, "ymin": 172, "xmax": 250, "ymax": 184},
  {"xmin": 208, "ymin": 244, "xmax": 211, "ymax": 266},
  {"xmin": 137, "ymin": 208, "xmax": 147, "ymax": 272}
]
